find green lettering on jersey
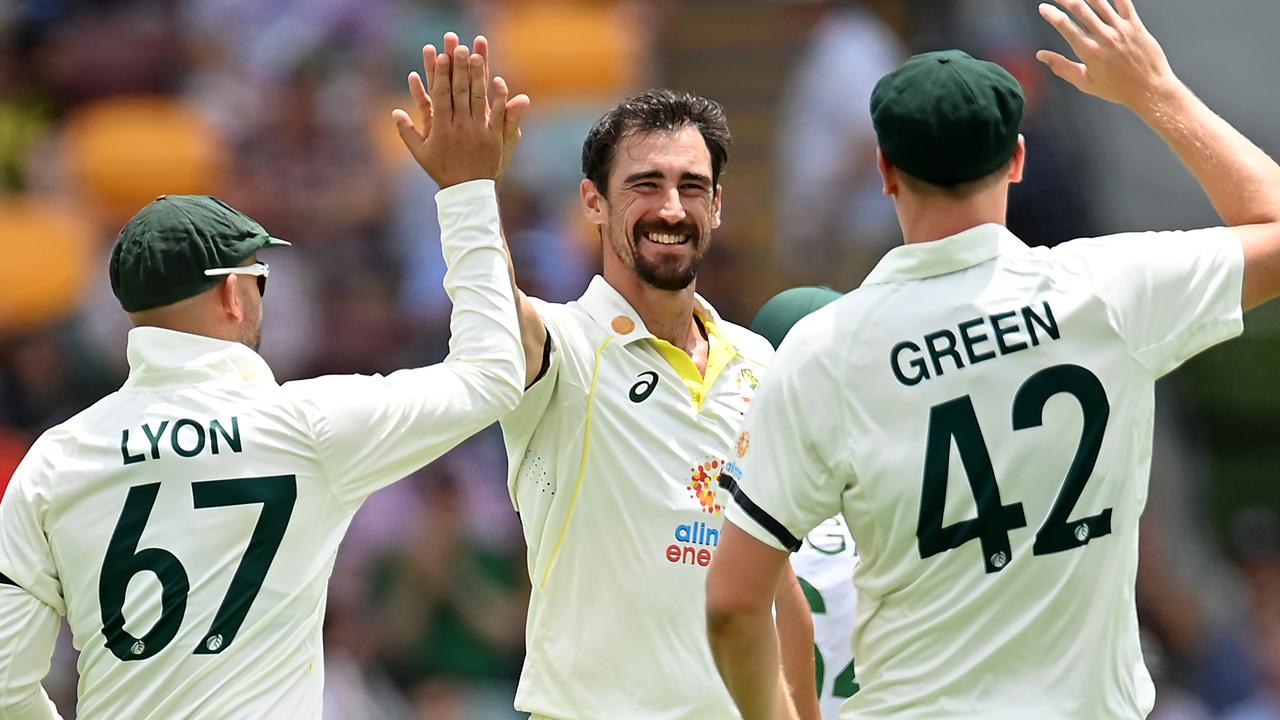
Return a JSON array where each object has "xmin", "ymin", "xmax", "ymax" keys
[
  {"xmin": 141, "ymin": 420, "xmax": 170, "ymax": 460},
  {"xmin": 209, "ymin": 417, "xmax": 242, "ymax": 455},
  {"xmin": 120, "ymin": 429, "xmax": 145, "ymax": 466},
  {"xmin": 170, "ymin": 418, "xmax": 206, "ymax": 458}
]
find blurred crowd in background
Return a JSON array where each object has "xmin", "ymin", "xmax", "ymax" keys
[{"xmin": 1, "ymin": 0, "xmax": 1278, "ymax": 718}]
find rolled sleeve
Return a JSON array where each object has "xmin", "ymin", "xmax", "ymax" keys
[{"xmin": 1055, "ymin": 228, "xmax": 1245, "ymax": 377}]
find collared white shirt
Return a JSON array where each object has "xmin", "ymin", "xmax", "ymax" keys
[
  {"xmin": 728, "ymin": 224, "xmax": 1244, "ymax": 720},
  {"xmin": 502, "ymin": 276, "xmax": 773, "ymax": 720},
  {"xmin": 0, "ymin": 180, "xmax": 523, "ymax": 719}
]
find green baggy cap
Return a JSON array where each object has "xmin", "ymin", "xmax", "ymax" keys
[
  {"xmin": 109, "ymin": 195, "xmax": 289, "ymax": 312},
  {"xmin": 870, "ymin": 49, "xmax": 1024, "ymax": 186},
  {"xmin": 751, "ymin": 286, "xmax": 843, "ymax": 350}
]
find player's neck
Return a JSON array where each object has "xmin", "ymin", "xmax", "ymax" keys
[
  {"xmin": 606, "ymin": 269, "xmax": 702, "ymax": 353},
  {"xmin": 894, "ymin": 193, "xmax": 1009, "ymax": 245}
]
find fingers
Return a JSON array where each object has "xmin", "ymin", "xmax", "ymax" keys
[
  {"xmin": 430, "ymin": 51, "xmax": 453, "ymax": 121},
  {"xmin": 1039, "ymin": 3, "xmax": 1092, "ymax": 59},
  {"xmin": 408, "ymin": 71, "xmax": 431, "ymax": 127},
  {"xmin": 422, "ymin": 44, "xmax": 437, "ymax": 92},
  {"xmin": 451, "ymin": 44, "xmax": 470, "ymax": 120},
  {"xmin": 469, "ymin": 52, "xmax": 488, "ymax": 120},
  {"xmin": 1081, "ymin": 0, "xmax": 1120, "ymax": 27},
  {"xmin": 443, "ymin": 32, "xmax": 460, "ymax": 56},
  {"xmin": 1035, "ymin": 50, "xmax": 1090, "ymax": 91},
  {"xmin": 504, "ymin": 93, "xmax": 531, "ymax": 145},
  {"xmin": 1113, "ymin": 0, "xmax": 1137, "ymax": 20},
  {"xmin": 489, "ymin": 75, "xmax": 509, "ymax": 135},
  {"xmin": 474, "ymin": 34, "xmax": 489, "ymax": 63},
  {"xmin": 1054, "ymin": 0, "xmax": 1108, "ymax": 40}
]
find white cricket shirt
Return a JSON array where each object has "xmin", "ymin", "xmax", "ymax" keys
[
  {"xmin": 791, "ymin": 515, "xmax": 859, "ymax": 720},
  {"xmin": 502, "ymin": 276, "xmax": 773, "ymax": 720},
  {"xmin": 727, "ymin": 224, "xmax": 1244, "ymax": 719},
  {"xmin": 0, "ymin": 180, "xmax": 523, "ymax": 719}
]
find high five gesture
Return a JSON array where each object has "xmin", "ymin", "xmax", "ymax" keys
[{"xmin": 392, "ymin": 33, "xmax": 530, "ymax": 188}]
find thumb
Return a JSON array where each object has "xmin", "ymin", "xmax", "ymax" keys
[
  {"xmin": 392, "ymin": 108, "xmax": 424, "ymax": 150},
  {"xmin": 504, "ymin": 93, "xmax": 531, "ymax": 145},
  {"xmin": 1036, "ymin": 50, "xmax": 1090, "ymax": 93}
]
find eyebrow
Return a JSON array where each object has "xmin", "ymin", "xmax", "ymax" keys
[{"xmin": 622, "ymin": 170, "xmax": 713, "ymax": 186}]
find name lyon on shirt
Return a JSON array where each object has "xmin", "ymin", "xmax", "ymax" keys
[
  {"xmin": 120, "ymin": 416, "xmax": 243, "ymax": 465},
  {"xmin": 891, "ymin": 301, "xmax": 1060, "ymax": 387}
]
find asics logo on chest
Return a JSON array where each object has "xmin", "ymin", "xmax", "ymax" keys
[{"xmin": 629, "ymin": 371, "xmax": 659, "ymax": 403}]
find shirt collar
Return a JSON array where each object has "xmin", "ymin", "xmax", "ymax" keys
[
  {"xmin": 577, "ymin": 275, "xmax": 728, "ymax": 346},
  {"xmin": 861, "ymin": 223, "xmax": 1024, "ymax": 286},
  {"xmin": 123, "ymin": 327, "xmax": 277, "ymax": 388}
]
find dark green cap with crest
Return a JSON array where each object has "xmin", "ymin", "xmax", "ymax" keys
[
  {"xmin": 109, "ymin": 195, "xmax": 289, "ymax": 312},
  {"xmin": 870, "ymin": 50, "xmax": 1024, "ymax": 186}
]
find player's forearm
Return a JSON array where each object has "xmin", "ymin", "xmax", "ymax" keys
[
  {"xmin": 707, "ymin": 607, "xmax": 798, "ymax": 720},
  {"xmin": 437, "ymin": 179, "xmax": 525, "ymax": 411},
  {"xmin": 774, "ymin": 567, "xmax": 819, "ymax": 720},
  {"xmin": 0, "ymin": 586, "xmax": 62, "ymax": 720},
  {"xmin": 1134, "ymin": 80, "xmax": 1280, "ymax": 228}
]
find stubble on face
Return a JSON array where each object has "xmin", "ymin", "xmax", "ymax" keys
[{"xmin": 607, "ymin": 213, "xmax": 709, "ymax": 292}]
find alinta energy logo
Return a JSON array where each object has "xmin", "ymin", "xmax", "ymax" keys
[{"xmin": 664, "ymin": 458, "xmax": 727, "ymax": 567}]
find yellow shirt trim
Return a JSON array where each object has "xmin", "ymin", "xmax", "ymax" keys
[
  {"xmin": 651, "ymin": 315, "xmax": 736, "ymax": 412},
  {"xmin": 539, "ymin": 336, "xmax": 615, "ymax": 588}
]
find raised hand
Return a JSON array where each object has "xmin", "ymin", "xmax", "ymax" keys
[
  {"xmin": 392, "ymin": 33, "xmax": 531, "ymax": 188},
  {"xmin": 1036, "ymin": 0, "xmax": 1179, "ymax": 111}
]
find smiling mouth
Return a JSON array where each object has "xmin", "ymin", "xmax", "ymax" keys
[{"xmin": 644, "ymin": 231, "xmax": 690, "ymax": 246}]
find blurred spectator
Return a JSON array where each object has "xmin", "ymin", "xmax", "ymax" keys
[
  {"xmin": 773, "ymin": 0, "xmax": 906, "ymax": 284},
  {"xmin": 369, "ymin": 469, "xmax": 527, "ymax": 712},
  {"xmin": 1224, "ymin": 509, "xmax": 1280, "ymax": 720}
]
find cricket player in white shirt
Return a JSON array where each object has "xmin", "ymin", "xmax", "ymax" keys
[
  {"xmin": 0, "ymin": 42, "xmax": 526, "ymax": 719},
  {"xmin": 708, "ymin": 1, "xmax": 1280, "ymax": 718},
  {"xmin": 481, "ymin": 85, "xmax": 816, "ymax": 719}
]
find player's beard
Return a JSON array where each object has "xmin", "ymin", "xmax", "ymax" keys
[
  {"xmin": 611, "ymin": 218, "xmax": 709, "ymax": 292},
  {"xmin": 238, "ymin": 313, "xmax": 263, "ymax": 351}
]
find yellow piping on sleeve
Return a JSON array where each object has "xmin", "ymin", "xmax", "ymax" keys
[{"xmin": 539, "ymin": 336, "xmax": 614, "ymax": 588}]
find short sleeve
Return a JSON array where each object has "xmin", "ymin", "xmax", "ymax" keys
[
  {"xmin": 1054, "ymin": 228, "xmax": 1244, "ymax": 377},
  {"xmin": 0, "ymin": 437, "xmax": 66, "ymax": 615},
  {"xmin": 725, "ymin": 311, "xmax": 847, "ymax": 552}
]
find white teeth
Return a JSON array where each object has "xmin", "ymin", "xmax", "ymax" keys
[{"xmin": 647, "ymin": 232, "xmax": 687, "ymax": 245}]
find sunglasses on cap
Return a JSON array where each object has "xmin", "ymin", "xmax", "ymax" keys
[{"xmin": 204, "ymin": 261, "xmax": 269, "ymax": 297}]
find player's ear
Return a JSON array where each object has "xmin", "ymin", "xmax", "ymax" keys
[
  {"xmin": 877, "ymin": 148, "xmax": 898, "ymax": 197},
  {"xmin": 581, "ymin": 178, "xmax": 606, "ymax": 225},
  {"xmin": 711, "ymin": 184, "xmax": 723, "ymax": 230},
  {"xmin": 1008, "ymin": 135, "xmax": 1027, "ymax": 185},
  {"xmin": 218, "ymin": 275, "xmax": 246, "ymax": 323}
]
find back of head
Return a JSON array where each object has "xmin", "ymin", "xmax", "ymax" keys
[
  {"xmin": 581, "ymin": 89, "xmax": 732, "ymax": 193},
  {"xmin": 871, "ymin": 50, "xmax": 1025, "ymax": 194},
  {"xmin": 110, "ymin": 195, "xmax": 286, "ymax": 315},
  {"xmin": 751, "ymin": 286, "xmax": 843, "ymax": 350}
]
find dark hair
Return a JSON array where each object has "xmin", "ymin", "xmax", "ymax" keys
[{"xmin": 581, "ymin": 89, "xmax": 731, "ymax": 195}]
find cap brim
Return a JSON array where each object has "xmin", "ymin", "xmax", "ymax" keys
[{"xmin": 264, "ymin": 237, "xmax": 291, "ymax": 247}]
